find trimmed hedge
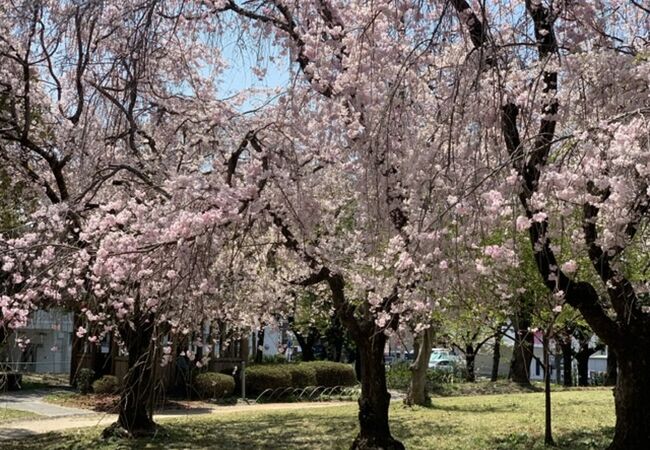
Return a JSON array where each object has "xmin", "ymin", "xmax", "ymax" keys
[
  {"xmin": 244, "ymin": 361, "xmax": 357, "ymax": 396},
  {"xmin": 92, "ymin": 375, "xmax": 120, "ymax": 394},
  {"xmin": 194, "ymin": 372, "xmax": 235, "ymax": 399},
  {"xmin": 286, "ymin": 364, "xmax": 317, "ymax": 388},
  {"xmin": 245, "ymin": 365, "xmax": 292, "ymax": 395},
  {"xmin": 302, "ymin": 361, "xmax": 357, "ymax": 387}
]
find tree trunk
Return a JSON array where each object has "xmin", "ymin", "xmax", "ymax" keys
[
  {"xmin": 354, "ymin": 347, "xmax": 362, "ymax": 382},
  {"xmin": 405, "ymin": 328, "xmax": 433, "ymax": 406},
  {"xmin": 560, "ymin": 341, "xmax": 573, "ymax": 387},
  {"xmin": 255, "ymin": 327, "xmax": 265, "ymax": 363},
  {"xmin": 104, "ymin": 313, "xmax": 157, "ymax": 437},
  {"xmin": 605, "ymin": 349, "xmax": 617, "ymax": 386},
  {"xmin": 490, "ymin": 333, "xmax": 501, "ymax": 382},
  {"xmin": 576, "ymin": 352, "xmax": 590, "ymax": 387},
  {"xmin": 554, "ymin": 351, "xmax": 562, "ymax": 385},
  {"xmin": 465, "ymin": 345, "xmax": 476, "ymax": 383},
  {"xmin": 543, "ymin": 334, "xmax": 554, "ymax": 446},
  {"xmin": 325, "ymin": 314, "xmax": 344, "ymax": 362},
  {"xmin": 607, "ymin": 345, "xmax": 650, "ymax": 450},
  {"xmin": 293, "ymin": 328, "xmax": 317, "ymax": 362},
  {"xmin": 353, "ymin": 332, "xmax": 404, "ymax": 450},
  {"xmin": 509, "ymin": 313, "xmax": 533, "ymax": 385}
]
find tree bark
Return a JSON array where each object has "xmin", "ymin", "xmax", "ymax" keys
[
  {"xmin": 104, "ymin": 312, "xmax": 157, "ymax": 437},
  {"xmin": 465, "ymin": 345, "xmax": 476, "ymax": 383},
  {"xmin": 353, "ymin": 331, "xmax": 404, "ymax": 450},
  {"xmin": 576, "ymin": 351, "xmax": 591, "ymax": 387},
  {"xmin": 509, "ymin": 310, "xmax": 533, "ymax": 385},
  {"xmin": 543, "ymin": 334, "xmax": 554, "ymax": 446},
  {"xmin": 255, "ymin": 326, "xmax": 265, "ymax": 363},
  {"xmin": 405, "ymin": 327, "xmax": 434, "ymax": 406},
  {"xmin": 490, "ymin": 333, "xmax": 501, "ymax": 382},
  {"xmin": 325, "ymin": 314, "xmax": 345, "ymax": 362},
  {"xmin": 559, "ymin": 341, "xmax": 573, "ymax": 387},
  {"xmin": 607, "ymin": 345, "xmax": 650, "ymax": 450}
]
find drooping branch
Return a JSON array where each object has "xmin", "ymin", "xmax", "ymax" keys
[{"xmin": 452, "ymin": 0, "xmax": 622, "ymax": 345}]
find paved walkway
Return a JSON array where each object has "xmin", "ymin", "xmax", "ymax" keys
[
  {"xmin": 0, "ymin": 399, "xmax": 354, "ymax": 440},
  {"xmin": 0, "ymin": 389, "xmax": 93, "ymax": 417}
]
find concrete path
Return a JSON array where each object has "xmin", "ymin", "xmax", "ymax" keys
[
  {"xmin": 0, "ymin": 389, "xmax": 93, "ymax": 418},
  {"xmin": 0, "ymin": 401, "xmax": 354, "ymax": 440}
]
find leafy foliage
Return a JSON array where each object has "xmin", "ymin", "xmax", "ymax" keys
[
  {"xmin": 91, "ymin": 375, "xmax": 120, "ymax": 395},
  {"xmin": 194, "ymin": 372, "xmax": 236, "ymax": 399}
]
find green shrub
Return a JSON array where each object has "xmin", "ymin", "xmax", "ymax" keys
[
  {"xmin": 386, "ymin": 361, "xmax": 411, "ymax": 391},
  {"xmin": 245, "ymin": 365, "xmax": 292, "ymax": 395},
  {"xmin": 302, "ymin": 361, "xmax": 357, "ymax": 387},
  {"xmin": 261, "ymin": 354, "xmax": 287, "ymax": 364},
  {"xmin": 194, "ymin": 372, "xmax": 235, "ymax": 399},
  {"xmin": 286, "ymin": 364, "xmax": 317, "ymax": 388},
  {"xmin": 76, "ymin": 368, "xmax": 95, "ymax": 395},
  {"xmin": 92, "ymin": 375, "xmax": 120, "ymax": 394}
]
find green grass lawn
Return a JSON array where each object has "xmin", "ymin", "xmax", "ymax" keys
[
  {"xmin": 0, "ymin": 408, "xmax": 39, "ymax": 423},
  {"xmin": 9, "ymin": 389, "xmax": 614, "ymax": 450}
]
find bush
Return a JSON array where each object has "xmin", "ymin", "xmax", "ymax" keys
[
  {"xmin": 194, "ymin": 372, "xmax": 235, "ymax": 399},
  {"xmin": 261, "ymin": 354, "xmax": 287, "ymax": 364},
  {"xmin": 286, "ymin": 364, "xmax": 317, "ymax": 388},
  {"xmin": 386, "ymin": 361, "xmax": 411, "ymax": 391},
  {"xmin": 245, "ymin": 365, "xmax": 292, "ymax": 395},
  {"xmin": 76, "ymin": 368, "xmax": 95, "ymax": 395},
  {"xmin": 92, "ymin": 375, "xmax": 120, "ymax": 394},
  {"xmin": 302, "ymin": 361, "xmax": 357, "ymax": 387}
]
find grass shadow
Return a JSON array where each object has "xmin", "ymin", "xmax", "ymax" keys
[
  {"xmin": 491, "ymin": 427, "xmax": 614, "ymax": 450},
  {"xmin": 429, "ymin": 402, "xmax": 515, "ymax": 414}
]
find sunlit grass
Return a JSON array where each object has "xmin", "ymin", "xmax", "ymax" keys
[
  {"xmin": 9, "ymin": 388, "xmax": 615, "ymax": 449},
  {"xmin": 0, "ymin": 408, "xmax": 39, "ymax": 423}
]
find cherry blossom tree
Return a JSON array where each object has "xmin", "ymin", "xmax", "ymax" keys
[
  {"xmin": 2, "ymin": 1, "xmax": 647, "ymax": 449},
  {"xmin": 447, "ymin": 1, "xmax": 649, "ymax": 448},
  {"xmin": 0, "ymin": 0, "xmax": 270, "ymax": 436},
  {"xmin": 210, "ymin": 1, "xmax": 515, "ymax": 447}
]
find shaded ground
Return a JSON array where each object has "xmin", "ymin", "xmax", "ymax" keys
[
  {"xmin": 42, "ymin": 391, "xmax": 205, "ymax": 413},
  {"xmin": 0, "ymin": 401, "xmax": 353, "ymax": 440},
  {"xmin": 2, "ymin": 389, "xmax": 615, "ymax": 449},
  {"xmin": 19, "ymin": 374, "xmax": 69, "ymax": 390},
  {"xmin": 0, "ymin": 390, "xmax": 92, "ymax": 418}
]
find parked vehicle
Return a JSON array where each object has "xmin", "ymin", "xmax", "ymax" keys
[{"xmin": 428, "ymin": 348, "xmax": 462, "ymax": 370}]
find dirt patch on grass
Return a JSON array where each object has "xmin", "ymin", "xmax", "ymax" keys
[{"xmin": 44, "ymin": 392, "xmax": 200, "ymax": 413}]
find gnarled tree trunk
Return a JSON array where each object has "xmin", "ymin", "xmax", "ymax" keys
[
  {"xmin": 608, "ymin": 344, "xmax": 650, "ymax": 450},
  {"xmin": 353, "ymin": 331, "xmax": 404, "ymax": 450},
  {"xmin": 509, "ymin": 311, "xmax": 533, "ymax": 385},
  {"xmin": 405, "ymin": 327, "xmax": 434, "ymax": 406},
  {"xmin": 465, "ymin": 345, "xmax": 476, "ymax": 383},
  {"xmin": 104, "ymin": 312, "xmax": 157, "ymax": 438}
]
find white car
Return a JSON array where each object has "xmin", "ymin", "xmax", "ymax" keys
[
  {"xmin": 429, "ymin": 359, "xmax": 455, "ymax": 372},
  {"xmin": 428, "ymin": 349, "xmax": 461, "ymax": 370}
]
